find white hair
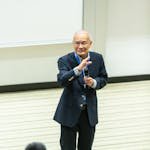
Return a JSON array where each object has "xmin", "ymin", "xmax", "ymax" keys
[{"xmin": 73, "ymin": 30, "xmax": 93, "ymax": 42}]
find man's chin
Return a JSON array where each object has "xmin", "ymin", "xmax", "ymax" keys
[{"xmin": 77, "ymin": 53, "xmax": 88, "ymax": 58}]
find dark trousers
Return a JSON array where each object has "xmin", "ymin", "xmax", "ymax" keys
[{"xmin": 60, "ymin": 108, "xmax": 95, "ymax": 150}]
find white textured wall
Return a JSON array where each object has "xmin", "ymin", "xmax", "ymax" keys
[{"xmin": 0, "ymin": 81, "xmax": 150, "ymax": 150}]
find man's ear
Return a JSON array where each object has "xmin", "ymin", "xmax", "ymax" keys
[{"xmin": 90, "ymin": 41, "xmax": 93, "ymax": 45}]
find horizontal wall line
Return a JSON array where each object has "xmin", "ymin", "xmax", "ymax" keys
[{"xmin": 0, "ymin": 74, "xmax": 149, "ymax": 93}]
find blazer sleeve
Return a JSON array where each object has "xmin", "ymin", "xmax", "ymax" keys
[{"xmin": 57, "ymin": 56, "xmax": 78, "ymax": 87}]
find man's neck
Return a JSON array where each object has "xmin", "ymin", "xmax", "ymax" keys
[
  {"xmin": 74, "ymin": 52, "xmax": 90, "ymax": 62},
  {"xmin": 80, "ymin": 54, "xmax": 88, "ymax": 59},
  {"xmin": 76, "ymin": 53, "xmax": 89, "ymax": 59}
]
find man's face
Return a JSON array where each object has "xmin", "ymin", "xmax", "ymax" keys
[{"xmin": 73, "ymin": 32, "xmax": 92, "ymax": 58}]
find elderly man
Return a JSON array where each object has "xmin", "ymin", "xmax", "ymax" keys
[{"xmin": 54, "ymin": 30, "xmax": 108, "ymax": 150}]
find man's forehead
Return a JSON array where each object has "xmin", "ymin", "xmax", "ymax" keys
[{"xmin": 73, "ymin": 33, "xmax": 90, "ymax": 41}]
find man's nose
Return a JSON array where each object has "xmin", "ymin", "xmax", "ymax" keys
[{"xmin": 79, "ymin": 43, "xmax": 83, "ymax": 48}]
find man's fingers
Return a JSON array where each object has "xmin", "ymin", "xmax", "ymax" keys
[{"xmin": 87, "ymin": 61, "xmax": 92, "ymax": 65}]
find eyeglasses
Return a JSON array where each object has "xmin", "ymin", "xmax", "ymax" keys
[{"xmin": 73, "ymin": 41, "xmax": 89, "ymax": 46}]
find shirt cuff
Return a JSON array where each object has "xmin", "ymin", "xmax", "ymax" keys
[
  {"xmin": 91, "ymin": 79, "xmax": 97, "ymax": 89},
  {"xmin": 73, "ymin": 67, "xmax": 82, "ymax": 76}
]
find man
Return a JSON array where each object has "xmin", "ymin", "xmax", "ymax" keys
[
  {"xmin": 25, "ymin": 142, "xmax": 46, "ymax": 150},
  {"xmin": 54, "ymin": 30, "xmax": 108, "ymax": 150}
]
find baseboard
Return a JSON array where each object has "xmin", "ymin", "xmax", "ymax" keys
[
  {"xmin": 0, "ymin": 82, "xmax": 59, "ymax": 93},
  {"xmin": 108, "ymin": 74, "xmax": 150, "ymax": 83},
  {"xmin": 0, "ymin": 74, "xmax": 150, "ymax": 93}
]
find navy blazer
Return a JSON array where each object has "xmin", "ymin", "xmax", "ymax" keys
[{"xmin": 53, "ymin": 51, "xmax": 108, "ymax": 127}]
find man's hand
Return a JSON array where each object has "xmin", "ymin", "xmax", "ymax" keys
[
  {"xmin": 84, "ymin": 76, "xmax": 94, "ymax": 87},
  {"xmin": 76, "ymin": 57, "xmax": 92, "ymax": 71}
]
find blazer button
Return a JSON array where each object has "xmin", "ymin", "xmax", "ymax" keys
[{"xmin": 80, "ymin": 104, "xmax": 83, "ymax": 108}]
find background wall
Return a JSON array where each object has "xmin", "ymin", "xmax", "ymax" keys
[
  {"xmin": 0, "ymin": 0, "xmax": 149, "ymax": 86},
  {"xmin": 0, "ymin": 44, "xmax": 72, "ymax": 85},
  {"xmin": 105, "ymin": 0, "xmax": 150, "ymax": 77},
  {"xmin": 0, "ymin": 0, "xmax": 82, "ymax": 47}
]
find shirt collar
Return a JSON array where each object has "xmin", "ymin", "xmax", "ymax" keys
[{"xmin": 74, "ymin": 52, "xmax": 90, "ymax": 62}]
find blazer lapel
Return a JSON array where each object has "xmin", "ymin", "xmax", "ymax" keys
[
  {"xmin": 88, "ymin": 52, "xmax": 96, "ymax": 77},
  {"xmin": 67, "ymin": 52, "xmax": 78, "ymax": 69}
]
